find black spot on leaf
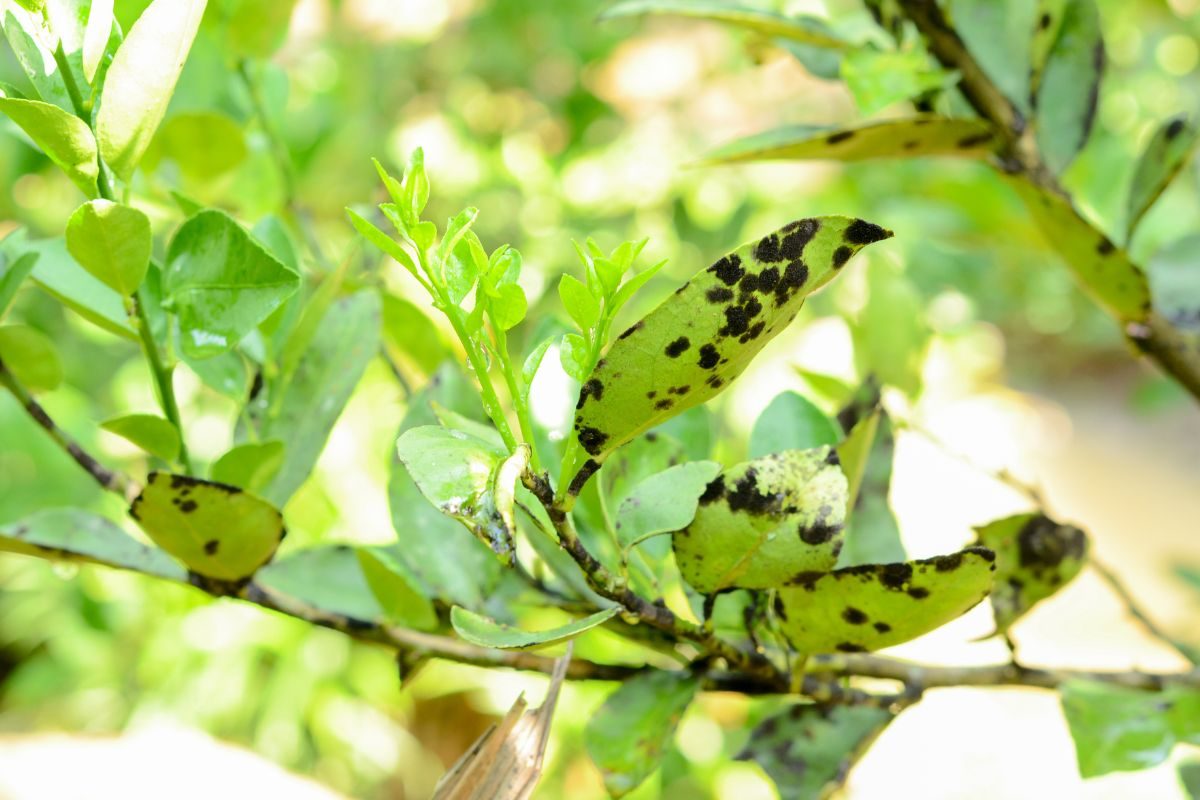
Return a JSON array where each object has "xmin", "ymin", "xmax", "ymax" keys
[
  {"xmin": 956, "ymin": 132, "xmax": 994, "ymax": 149},
  {"xmin": 179, "ymin": 499, "xmax": 198, "ymax": 513},
  {"xmin": 836, "ymin": 642, "xmax": 867, "ymax": 653},
  {"xmin": 873, "ymin": 621, "xmax": 891, "ymax": 633},
  {"xmin": 756, "ymin": 267, "xmax": 780, "ymax": 293},
  {"xmin": 826, "ymin": 130, "xmax": 855, "ymax": 145},
  {"xmin": 754, "ymin": 234, "xmax": 782, "ymax": 263},
  {"xmin": 1165, "ymin": 118, "xmax": 1186, "ymax": 140},
  {"xmin": 842, "ymin": 606, "xmax": 868, "ymax": 624},
  {"xmin": 844, "ymin": 219, "xmax": 891, "ymax": 245},
  {"xmin": 933, "ymin": 552, "xmax": 963, "ymax": 572},
  {"xmin": 832, "ymin": 246, "xmax": 853, "ymax": 269},
  {"xmin": 719, "ymin": 305, "xmax": 750, "ymax": 337},
  {"xmin": 665, "ymin": 337, "xmax": 691, "ymax": 357},
  {"xmin": 698, "ymin": 344, "xmax": 720, "ymax": 369},
  {"xmin": 709, "ymin": 254, "xmax": 745, "ymax": 286},
  {"xmin": 706, "ymin": 287, "xmax": 734, "ymax": 303},
  {"xmin": 907, "ymin": 587, "xmax": 931, "ymax": 599},
  {"xmin": 1096, "ymin": 237, "xmax": 1115, "ymax": 255},
  {"xmin": 204, "ymin": 539, "xmax": 219, "ymax": 555},
  {"xmin": 655, "ymin": 398, "xmax": 675, "ymax": 410},
  {"xmin": 577, "ymin": 426, "xmax": 609, "ymax": 455},
  {"xmin": 698, "ymin": 476, "xmax": 726, "ymax": 505},
  {"xmin": 618, "ymin": 321, "xmax": 643, "ymax": 340},
  {"xmin": 799, "ymin": 520, "xmax": 842, "ymax": 545},
  {"xmin": 780, "ymin": 219, "xmax": 820, "ymax": 259}
]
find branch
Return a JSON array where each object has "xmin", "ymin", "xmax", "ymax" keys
[{"xmin": 0, "ymin": 357, "xmax": 133, "ymax": 498}]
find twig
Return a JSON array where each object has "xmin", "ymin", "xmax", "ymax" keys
[
  {"xmin": 1090, "ymin": 557, "xmax": 1197, "ymax": 664},
  {"xmin": 0, "ymin": 357, "xmax": 132, "ymax": 498}
]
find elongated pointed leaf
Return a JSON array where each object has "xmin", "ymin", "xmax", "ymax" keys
[
  {"xmin": 65, "ymin": 200, "xmax": 151, "ymax": 295},
  {"xmin": 749, "ymin": 391, "xmax": 840, "ymax": 458},
  {"xmin": 0, "ymin": 96, "xmax": 99, "ymax": 196},
  {"xmin": 1033, "ymin": 0, "xmax": 1104, "ymax": 175},
  {"xmin": 599, "ymin": 0, "xmax": 847, "ymax": 49},
  {"xmin": 974, "ymin": 512, "xmax": 1088, "ymax": 633},
  {"xmin": 777, "ymin": 546, "xmax": 995, "ymax": 653},
  {"xmin": 451, "ymin": 606, "xmax": 619, "ymax": 650},
  {"xmin": 737, "ymin": 703, "xmax": 894, "ymax": 800},
  {"xmin": 100, "ymin": 413, "xmax": 180, "ymax": 461},
  {"xmin": 0, "ymin": 251, "xmax": 37, "ymax": 319},
  {"xmin": 129, "ymin": 471, "xmax": 284, "ymax": 581},
  {"xmin": 574, "ymin": 217, "xmax": 891, "ymax": 464},
  {"xmin": 358, "ymin": 547, "xmax": 439, "ymax": 631},
  {"xmin": 1126, "ymin": 116, "xmax": 1198, "ymax": 241},
  {"xmin": 1007, "ymin": 176, "xmax": 1150, "ymax": 321},
  {"xmin": 586, "ymin": 670, "xmax": 700, "ymax": 797},
  {"xmin": 673, "ymin": 447, "xmax": 848, "ymax": 594},
  {"xmin": 0, "ymin": 508, "xmax": 185, "ymax": 579},
  {"xmin": 0, "ymin": 4, "xmax": 72, "ymax": 109},
  {"xmin": 707, "ymin": 116, "xmax": 997, "ymax": 164},
  {"xmin": 256, "ymin": 544, "xmax": 383, "ymax": 624},
  {"xmin": 96, "ymin": 0, "xmax": 208, "ymax": 180},
  {"xmin": 82, "ymin": 0, "xmax": 114, "ymax": 82}
]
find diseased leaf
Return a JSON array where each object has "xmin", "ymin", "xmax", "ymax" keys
[
  {"xmin": 749, "ymin": 391, "xmax": 840, "ymax": 459},
  {"xmin": 210, "ymin": 440, "xmax": 285, "ymax": 492},
  {"xmin": 585, "ymin": 670, "xmax": 700, "ymax": 798},
  {"xmin": 0, "ymin": 95, "xmax": 99, "ymax": 196},
  {"xmin": 100, "ymin": 413, "xmax": 180, "ymax": 461},
  {"xmin": 358, "ymin": 547, "xmax": 439, "ymax": 631},
  {"xmin": 256, "ymin": 544, "xmax": 383, "ymax": 624},
  {"xmin": 65, "ymin": 200, "xmax": 151, "ymax": 295},
  {"xmin": 776, "ymin": 547, "xmax": 995, "ymax": 653},
  {"xmin": 261, "ymin": 290, "xmax": 380, "ymax": 505},
  {"xmin": 673, "ymin": 447, "xmax": 848, "ymax": 594},
  {"xmin": 1060, "ymin": 680, "xmax": 1176, "ymax": 778},
  {"xmin": 974, "ymin": 512, "xmax": 1088, "ymax": 633},
  {"xmin": 0, "ymin": 508, "xmax": 185, "ymax": 580},
  {"xmin": 164, "ymin": 209, "xmax": 300, "ymax": 359},
  {"xmin": 1006, "ymin": 176, "xmax": 1150, "ymax": 322},
  {"xmin": 599, "ymin": 0, "xmax": 847, "ymax": 49},
  {"xmin": 129, "ymin": 472, "xmax": 285, "ymax": 581},
  {"xmin": 1126, "ymin": 116, "xmax": 1198, "ymax": 241},
  {"xmin": 706, "ymin": 116, "xmax": 997, "ymax": 164},
  {"xmin": 615, "ymin": 460, "xmax": 721, "ymax": 556},
  {"xmin": 451, "ymin": 606, "xmax": 619, "ymax": 650},
  {"xmin": 1029, "ymin": 0, "xmax": 1067, "ymax": 102},
  {"xmin": 836, "ymin": 411, "xmax": 905, "ymax": 568},
  {"xmin": 737, "ymin": 703, "xmax": 894, "ymax": 800},
  {"xmin": 1032, "ymin": 0, "xmax": 1104, "ymax": 175},
  {"xmin": 574, "ymin": 217, "xmax": 891, "ymax": 465},
  {"xmin": 96, "ymin": 0, "xmax": 208, "ymax": 180},
  {"xmin": 0, "ymin": 323, "xmax": 61, "ymax": 391}
]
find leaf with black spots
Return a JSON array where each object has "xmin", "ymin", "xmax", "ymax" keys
[
  {"xmin": 835, "ymin": 410, "xmax": 905, "ymax": 568},
  {"xmin": 574, "ymin": 217, "xmax": 891, "ymax": 465},
  {"xmin": 706, "ymin": 116, "xmax": 998, "ymax": 165},
  {"xmin": 1127, "ymin": 116, "xmax": 1198, "ymax": 242},
  {"xmin": 776, "ymin": 547, "xmax": 995, "ymax": 654},
  {"xmin": 974, "ymin": 512, "xmax": 1088, "ymax": 633},
  {"xmin": 737, "ymin": 703, "xmax": 894, "ymax": 800},
  {"xmin": 129, "ymin": 472, "xmax": 285, "ymax": 582},
  {"xmin": 1006, "ymin": 175, "xmax": 1150, "ymax": 322},
  {"xmin": 673, "ymin": 447, "xmax": 848, "ymax": 594},
  {"xmin": 599, "ymin": 0, "xmax": 847, "ymax": 49},
  {"xmin": 450, "ymin": 605, "xmax": 619, "ymax": 650},
  {"xmin": 0, "ymin": 508, "xmax": 185, "ymax": 580},
  {"xmin": 586, "ymin": 670, "xmax": 700, "ymax": 798},
  {"xmin": 1032, "ymin": 0, "xmax": 1104, "ymax": 174}
]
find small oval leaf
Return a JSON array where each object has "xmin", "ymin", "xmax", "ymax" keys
[
  {"xmin": 100, "ymin": 413, "xmax": 180, "ymax": 461},
  {"xmin": 66, "ymin": 199, "xmax": 152, "ymax": 296}
]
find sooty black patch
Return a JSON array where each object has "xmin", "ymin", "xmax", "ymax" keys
[
  {"xmin": 568, "ymin": 459, "xmax": 601, "ymax": 496},
  {"xmin": 719, "ymin": 305, "xmax": 750, "ymax": 337},
  {"xmin": 665, "ymin": 337, "xmax": 691, "ymax": 357},
  {"xmin": 204, "ymin": 539, "xmax": 219, "ymax": 555},
  {"xmin": 755, "ymin": 234, "xmax": 782, "ymax": 263},
  {"xmin": 618, "ymin": 321, "xmax": 644, "ymax": 340},
  {"xmin": 709, "ymin": 254, "xmax": 745, "ymax": 286},
  {"xmin": 799, "ymin": 520, "xmax": 843, "ymax": 545},
  {"xmin": 739, "ymin": 321, "xmax": 766, "ymax": 343},
  {"xmin": 836, "ymin": 642, "xmax": 867, "ymax": 653},
  {"xmin": 832, "ymin": 246, "xmax": 852, "ymax": 269},
  {"xmin": 705, "ymin": 374, "xmax": 725, "ymax": 389},
  {"xmin": 179, "ymin": 499, "xmax": 198, "ymax": 514},
  {"xmin": 654, "ymin": 398, "xmax": 674, "ymax": 410},
  {"xmin": 1096, "ymin": 237, "xmax": 1115, "ymax": 255},
  {"xmin": 577, "ymin": 426, "xmax": 609, "ymax": 455},
  {"xmin": 576, "ymin": 378, "xmax": 604, "ymax": 409},
  {"xmin": 844, "ymin": 219, "xmax": 890, "ymax": 245},
  {"xmin": 1017, "ymin": 515, "xmax": 1086, "ymax": 570},
  {"xmin": 707, "ymin": 286, "xmax": 734, "ymax": 303},
  {"xmin": 744, "ymin": 297, "xmax": 763, "ymax": 319},
  {"xmin": 957, "ymin": 132, "xmax": 994, "ymax": 149},
  {"xmin": 879, "ymin": 562, "xmax": 913, "ymax": 590},
  {"xmin": 698, "ymin": 476, "xmax": 726, "ymax": 505},
  {"xmin": 1165, "ymin": 118, "xmax": 1186, "ymax": 140},
  {"xmin": 842, "ymin": 606, "xmax": 868, "ymax": 624},
  {"xmin": 726, "ymin": 468, "xmax": 783, "ymax": 515},
  {"xmin": 1039, "ymin": 11, "xmax": 1052, "ymax": 29},
  {"xmin": 903, "ymin": 139, "xmax": 920, "ymax": 150},
  {"xmin": 780, "ymin": 219, "xmax": 819, "ymax": 260},
  {"xmin": 873, "ymin": 621, "xmax": 891, "ymax": 633},
  {"xmin": 698, "ymin": 344, "xmax": 720, "ymax": 369},
  {"xmin": 756, "ymin": 267, "xmax": 780, "ymax": 293},
  {"xmin": 827, "ymin": 130, "xmax": 855, "ymax": 145},
  {"xmin": 907, "ymin": 587, "xmax": 931, "ymax": 599},
  {"xmin": 787, "ymin": 571, "xmax": 823, "ymax": 590},
  {"xmin": 933, "ymin": 551, "xmax": 963, "ymax": 572}
]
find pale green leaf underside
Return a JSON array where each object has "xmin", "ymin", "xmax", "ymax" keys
[
  {"xmin": 129, "ymin": 471, "xmax": 284, "ymax": 581},
  {"xmin": 574, "ymin": 217, "xmax": 891, "ymax": 464},
  {"xmin": 1126, "ymin": 116, "xmax": 1198, "ymax": 241},
  {"xmin": 673, "ymin": 447, "xmax": 848, "ymax": 594},
  {"xmin": 1006, "ymin": 176, "xmax": 1150, "ymax": 321},
  {"xmin": 777, "ymin": 546, "xmax": 995, "ymax": 653},
  {"xmin": 0, "ymin": 508, "xmax": 185, "ymax": 580},
  {"xmin": 615, "ymin": 460, "xmax": 721, "ymax": 549},
  {"xmin": 450, "ymin": 605, "xmax": 619, "ymax": 649},
  {"xmin": 1033, "ymin": 0, "xmax": 1103, "ymax": 175},
  {"xmin": 599, "ymin": 0, "xmax": 847, "ymax": 49},
  {"xmin": 706, "ymin": 116, "xmax": 997, "ymax": 164}
]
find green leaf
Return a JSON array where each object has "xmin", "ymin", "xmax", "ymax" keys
[
  {"xmin": 163, "ymin": 209, "xmax": 300, "ymax": 359},
  {"xmin": 673, "ymin": 446, "xmax": 848, "ymax": 594},
  {"xmin": 610, "ymin": 257, "xmax": 667, "ymax": 316},
  {"xmin": 489, "ymin": 282, "xmax": 527, "ymax": 330},
  {"xmin": 706, "ymin": 116, "xmax": 998, "ymax": 164},
  {"xmin": 1127, "ymin": 116, "xmax": 1198, "ymax": 241},
  {"xmin": 440, "ymin": 208, "xmax": 480, "ymax": 304},
  {"xmin": 1006, "ymin": 175, "xmax": 1151, "ymax": 322},
  {"xmin": 450, "ymin": 605, "xmax": 619, "ymax": 650},
  {"xmin": 129, "ymin": 471, "xmax": 284, "ymax": 581},
  {"xmin": 0, "ymin": 95, "xmax": 99, "ymax": 196},
  {"xmin": 599, "ymin": 0, "xmax": 847, "ymax": 49},
  {"xmin": 974, "ymin": 512, "xmax": 1088, "ymax": 633},
  {"xmin": 396, "ymin": 426, "xmax": 527, "ymax": 566},
  {"xmin": 0, "ymin": 4, "xmax": 72, "ymax": 109},
  {"xmin": 574, "ymin": 217, "xmax": 891, "ymax": 464},
  {"xmin": 382, "ymin": 294, "xmax": 451, "ymax": 377},
  {"xmin": 777, "ymin": 547, "xmax": 995, "ymax": 653},
  {"xmin": 737, "ymin": 703, "xmax": 894, "ymax": 800},
  {"xmin": 347, "ymin": 207, "xmax": 420, "ymax": 279},
  {"xmin": 210, "ymin": 440, "xmax": 285, "ymax": 492},
  {"xmin": 521, "ymin": 337, "xmax": 554, "ymax": 392},
  {"xmin": 357, "ymin": 547, "xmax": 439, "ymax": 631},
  {"xmin": 100, "ymin": 413, "xmax": 180, "ymax": 461},
  {"xmin": 1169, "ymin": 689, "xmax": 1200, "ymax": 746},
  {"xmin": 840, "ymin": 46, "xmax": 958, "ymax": 116},
  {"xmin": 1060, "ymin": 680, "xmax": 1177, "ymax": 778},
  {"xmin": 1181, "ymin": 760, "xmax": 1200, "ymax": 799},
  {"xmin": 749, "ymin": 391, "xmax": 840, "ymax": 459},
  {"xmin": 586, "ymin": 670, "xmax": 700, "ymax": 798},
  {"xmin": 616, "ymin": 460, "xmax": 721, "ymax": 553},
  {"xmin": 849, "ymin": 259, "xmax": 928, "ymax": 397},
  {"xmin": 261, "ymin": 290, "xmax": 380, "ymax": 505},
  {"xmin": 82, "ymin": 0, "xmax": 114, "ymax": 82},
  {"xmin": 256, "ymin": 545, "xmax": 383, "ymax": 624},
  {"xmin": 0, "ymin": 323, "xmax": 62, "ymax": 391},
  {"xmin": 404, "ymin": 148, "xmax": 430, "ymax": 221},
  {"xmin": 559, "ymin": 331, "xmax": 590, "ymax": 382},
  {"xmin": 0, "ymin": 508, "xmax": 185, "ymax": 580},
  {"xmin": 836, "ymin": 411, "xmax": 905, "ymax": 568},
  {"xmin": 1149, "ymin": 235, "xmax": 1200, "ymax": 334},
  {"xmin": 223, "ymin": 0, "xmax": 299, "ymax": 58},
  {"xmin": 1033, "ymin": 0, "xmax": 1104, "ymax": 175},
  {"xmin": 96, "ymin": 0, "xmax": 208, "ymax": 180},
  {"xmin": 182, "ymin": 348, "xmax": 250, "ymax": 399},
  {"xmin": 1029, "ymin": 0, "xmax": 1067, "ymax": 102},
  {"xmin": 65, "ymin": 200, "xmax": 151, "ymax": 295},
  {"xmin": 148, "ymin": 111, "xmax": 248, "ymax": 179},
  {"xmin": 0, "ymin": 251, "xmax": 37, "ymax": 319},
  {"xmin": 949, "ymin": 0, "xmax": 1035, "ymax": 114},
  {"xmin": 559, "ymin": 273, "xmax": 601, "ymax": 330}
]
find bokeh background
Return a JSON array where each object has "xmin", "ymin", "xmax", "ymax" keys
[{"xmin": 2, "ymin": 0, "xmax": 1199, "ymax": 797}]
